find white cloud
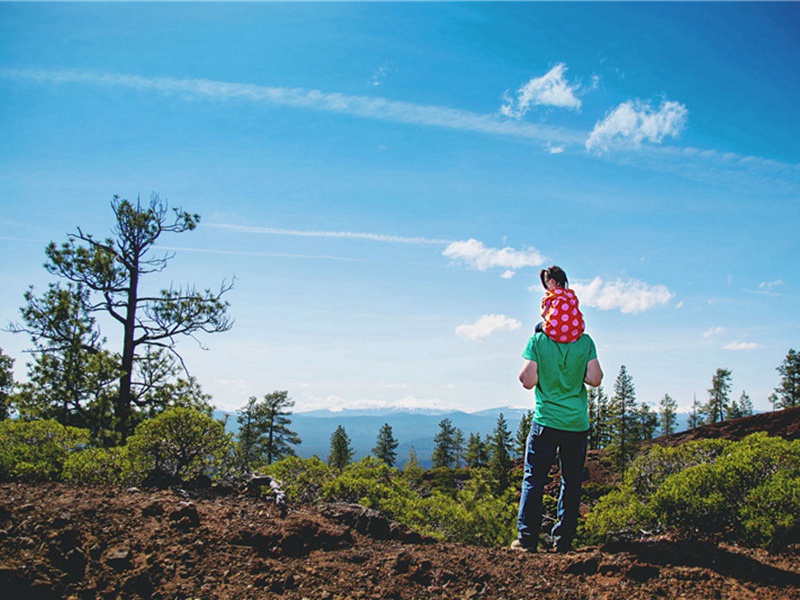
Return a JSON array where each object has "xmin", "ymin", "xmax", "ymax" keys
[
  {"xmin": 443, "ymin": 239, "xmax": 545, "ymax": 274},
  {"xmin": 209, "ymin": 224, "xmax": 450, "ymax": 245},
  {"xmin": 724, "ymin": 341, "xmax": 764, "ymax": 351},
  {"xmin": 704, "ymin": 326, "xmax": 725, "ymax": 338},
  {"xmin": 675, "ymin": 301, "xmax": 684, "ymax": 309},
  {"xmin": 586, "ymin": 98, "xmax": 688, "ymax": 152},
  {"xmin": 757, "ymin": 280, "xmax": 785, "ymax": 294},
  {"xmin": 0, "ymin": 68, "xmax": 584, "ymax": 148},
  {"xmin": 547, "ymin": 143, "xmax": 566, "ymax": 155},
  {"xmin": 456, "ymin": 314, "xmax": 522, "ymax": 341},
  {"xmin": 571, "ymin": 277, "xmax": 675, "ymax": 314},
  {"xmin": 501, "ymin": 63, "xmax": 582, "ymax": 119},
  {"xmin": 501, "ymin": 270, "xmax": 516, "ymax": 279}
]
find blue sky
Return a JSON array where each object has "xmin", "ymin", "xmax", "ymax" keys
[{"xmin": 1, "ymin": 2, "xmax": 798, "ymax": 415}]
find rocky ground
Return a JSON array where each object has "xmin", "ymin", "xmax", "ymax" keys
[
  {"xmin": 1, "ymin": 482, "xmax": 798, "ymax": 600},
  {"xmin": 2, "ymin": 407, "xmax": 799, "ymax": 599}
]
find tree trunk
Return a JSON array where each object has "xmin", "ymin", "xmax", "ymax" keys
[{"xmin": 116, "ymin": 266, "xmax": 139, "ymax": 441}]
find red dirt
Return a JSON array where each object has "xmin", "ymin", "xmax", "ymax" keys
[
  {"xmin": 1, "ymin": 408, "xmax": 798, "ymax": 599},
  {"xmin": 1, "ymin": 482, "xmax": 798, "ymax": 600}
]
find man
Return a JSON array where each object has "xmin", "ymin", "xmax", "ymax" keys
[{"xmin": 512, "ymin": 330, "xmax": 603, "ymax": 553}]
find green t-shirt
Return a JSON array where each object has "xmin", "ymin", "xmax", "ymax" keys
[{"xmin": 522, "ymin": 332, "xmax": 597, "ymax": 432}]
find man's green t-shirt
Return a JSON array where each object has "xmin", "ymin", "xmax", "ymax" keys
[{"xmin": 522, "ymin": 332, "xmax": 597, "ymax": 432}]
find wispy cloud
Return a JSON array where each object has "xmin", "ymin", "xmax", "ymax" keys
[
  {"xmin": 500, "ymin": 63, "xmax": 582, "ymax": 119},
  {"xmin": 0, "ymin": 68, "xmax": 584, "ymax": 147},
  {"xmin": 572, "ymin": 277, "xmax": 675, "ymax": 313},
  {"xmin": 208, "ymin": 224, "xmax": 451, "ymax": 245},
  {"xmin": 703, "ymin": 326, "xmax": 725, "ymax": 338},
  {"xmin": 156, "ymin": 244, "xmax": 366, "ymax": 262},
  {"xmin": 586, "ymin": 98, "xmax": 688, "ymax": 152},
  {"xmin": 443, "ymin": 239, "xmax": 545, "ymax": 275},
  {"xmin": 755, "ymin": 280, "xmax": 785, "ymax": 295},
  {"xmin": 299, "ymin": 394, "xmax": 459, "ymax": 413},
  {"xmin": 456, "ymin": 314, "xmax": 522, "ymax": 341},
  {"xmin": 724, "ymin": 341, "xmax": 764, "ymax": 351}
]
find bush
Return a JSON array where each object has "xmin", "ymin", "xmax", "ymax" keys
[
  {"xmin": 585, "ymin": 433, "xmax": 800, "ymax": 549},
  {"xmin": 63, "ymin": 446, "xmax": 134, "ymax": 485},
  {"xmin": 263, "ymin": 455, "xmax": 335, "ymax": 504},
  {"xmin": 0, "ymin": 419, "xmax": 89, "ymax": 481},
  {"xmin": 126, "ymin": 407, "xmax": 232, "ymax": 486}
]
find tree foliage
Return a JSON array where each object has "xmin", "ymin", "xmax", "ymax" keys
[
  {"xmin": 236, "ymin": 391, "xmax": 301, "ymax": 470},
  {"xmin": 774, "ymin": 348, "xmax": 800, "ymax": 409},
  {"xmin": 432, "ymin": 417, "xmax": 462, "ymax": 469},
  {"xmin": 608, "ymin": 365, "xmax": 638, "ymax": 469},
  {"xmin": 17, "ymin": 194, "xmax": 233, "ymax": 441},
  {"xmin": 658, "ymin": 393, "xmax": 678, "ymax": 437},
  {"xmin": 126, "ymin": 406, "xmax": 231, "ymax": 486},
  {"xmin": 465, "ymin": 432, "xmax": 489, "ymax": 468},
  {"xmin": 514, "ymin": 410, "xmax": 533, "ymax": 456},
  {"xmin": 0, "ymin": 347, "xmax": 14, "ymax": 420},
  {"xmin": 0, "ymin": 419, "xmax": 89, "ymax": 481},
  {"xmin": 372, "ymin": 422, "xmax": 399, "ymax": 467},
  {"xmin": 328, "ymin": 425, "xmax": 354, "ymax": 471},
  {"xmin": 488, "ymin": 413, "xmax": 513, "ymax": 493},
  {"xmin": 703, "ymin": 368, "xmax": 732, "ymax": 424}
]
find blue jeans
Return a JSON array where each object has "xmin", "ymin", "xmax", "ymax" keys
[{"xmin": 516, "ymin": 421, "xmax": 588, "ymax": 549}]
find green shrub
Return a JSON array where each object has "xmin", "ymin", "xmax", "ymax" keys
[
  {"xmin": 585, "ymin": 433, "xmax": 800, "ymax": 549},
  {"xmin": 63, "ymin": 446, "xmax": 134, "ymax": 485},
  {"xmin": 126, "ymin": 407, "xmax": 232, "ymax": 485},
  {"xmin": 0, "ymin": 419, "xmax": 89, "ymax": 481},
  {"xmin": 263, "ymin": 455, "xmax": 335, "ymax": 504}
]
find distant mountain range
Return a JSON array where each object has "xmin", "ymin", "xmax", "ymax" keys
[{"xmin": 215, "ymin": 406, "xmax": 696, "ymax": 469}]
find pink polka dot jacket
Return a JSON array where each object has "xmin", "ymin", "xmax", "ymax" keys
[{"xmin": 541, "ymin": 287, "xmax": 585, "ymax": 343}]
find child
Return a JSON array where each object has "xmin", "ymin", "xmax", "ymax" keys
[{"xmin": 535, "ymin": 265, "xmax": 585, "ymax": 343}]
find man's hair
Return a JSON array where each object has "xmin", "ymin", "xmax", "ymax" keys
[{"xmin": 540, "ymin": 265, "xmax": 569, "ymax": 289}]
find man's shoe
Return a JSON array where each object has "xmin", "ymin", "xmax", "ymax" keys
[
  {"xmin": 554, "ymin": 541, "xmax": 573, "ymax": 553},
  {"xmin": 510, "ymin": 539, "xmax": 537, "ymax": 553}
]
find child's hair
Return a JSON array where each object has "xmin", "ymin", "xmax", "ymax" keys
[{"xmin": 540, "ymin": 265, "xmax": 569, "ymax": 290}]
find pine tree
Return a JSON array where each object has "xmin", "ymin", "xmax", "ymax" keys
[
  {"xmin": 774, "ymin": 349, "xmax": 800, "ymax": 409},
  {"xmin": 609, "ymin": 365, "xmax": 638, "ymax": 470},
  {"xmin": 0, "ymin": 348, "xmax": 14, "ymax": 420},
  {"xmin": 703, "ymin": 368, "xmax": 732, "ymax": 424},
  {"xmin": 372, "ymin": 423, "xmax": 399, "ymax": 467},
  {"xmin": 687, "ymin": 394, "xmax": 700, "ymax": 429},
  {"xmin": 328, "ymin": 425, "xmax": 354, "ymax": 471},
  {"xmin": 738, "ymin": 391, "xmax": 754, "ymax": 416},
  {"xmin": 236, "ymin": 391, "xmax": 301, "ymax": 469},
  {"xmin": 465, "ymin": 432, "xmax": 489, "ymax": 467},
  {"xmin": 658, "ymin": 393, "xmax": 678, "ymax": 436},
  {"xmin": 488, "ymin": 413, "xmax": 513, "ymax": 492},
  {"xmin": 514, "ymin": 410, "xmax": 533, "ymax": 456},
  {"xmin": 634, "ymin": 402, "xmax": 659, "ymax": 441},
  {"xmin": 432, "ymin": 417, "xmax": 460, "ymax": 469}
]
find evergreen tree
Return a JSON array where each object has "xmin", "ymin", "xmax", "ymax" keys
[
  {"xmin": 588, "ymin": 386, "xmax": 611, "ymax": 450},
  {"xmin": 11, "ymin": 195, "xmax": 233, "ymax": 441},
  {"xmin": 11, "ymin": 283, "xmax": 120, "ymax": 441},
  {"xmin": 488, "ymin": 413, "xmax": 513, "ymax": 492},
  {"xmin": 401, "ymin": 445, "xmax": 425, "ymax": 486},
  {"xmin": 738, "ymin": 391, "xmax": 754, "ymax": 416},
  {"xmin": 432, "ymin": 417, "xmax": 460, "ymax": 469},
  {"xmin": 0, "ymin": 348, "xmax": 14, "ymax": 420},
  {"xmin": 453, "ymin": 427, "xmax": 466, "ymax": 468},
  {"xmin": 514, "ymin": 410, "xmax": 533, "ymax": 456},
  {"xmin": 328, "ymin": 425, "xmax": 354, "ymax": 471},
  {"xmin": 774, "ymin": 348, "xmax": 800, "ymax": 409},
  {"xmin": 703, "ymin": 368, "xmax": 732, "ymax": 424},
  {"xmin": 372, "ymin": 423, "xmax": 399, "ymax": 467},
  {"xmin": 609, "ymin": 365, "xmax": 638, "ymax": 470},
  {"xmin": 687, "ymin": 394, "xmax": 700, "ymax": 429},
  {"xmin": 634, "ymin": 402, "xmax": 659, "ymax": 441},
  {"xmin": 465, "ymin": 432, "xmax": 489, "ymax": 467},
  {"xmin": 658, "ymin": 393, "xmax": 678, "ymax": 436},
  {"xmin": 236, "ymin": 391, "xmax": 301, "ymax": 469}
]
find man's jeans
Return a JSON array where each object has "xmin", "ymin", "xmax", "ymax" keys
[{"xmin": 516, "ymin": 421, "xmax": 588, "ymax": 549}]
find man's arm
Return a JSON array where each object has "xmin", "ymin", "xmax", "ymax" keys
[
  {"xmin": 584, "ymin": 358, "xmax": 603, "ymax": 387},
  {"xmin": 519, "ymin": 360, "xmax": 538, "ymax": 390}
]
